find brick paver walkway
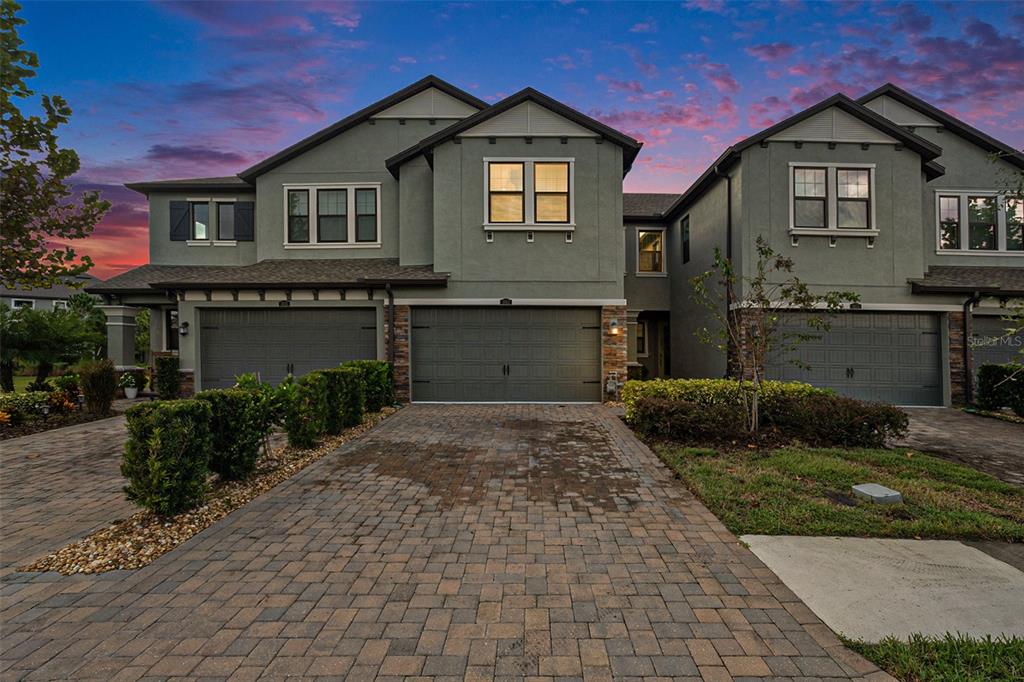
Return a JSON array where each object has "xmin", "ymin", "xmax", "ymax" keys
[
  {"xmin": 0, "ymin": 405, "xmax": 890, "ymax": 680},
  {"xmin": 896, "ymin": 408, "xmax": 1024, "ymax": 486}
]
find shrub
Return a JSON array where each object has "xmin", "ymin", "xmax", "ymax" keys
[
  {"xmin": 318, "ymin": 367, "xmax": 365, "ymax": 434},
  {"xmin": 235, "ymin": 372, "xmax": 285, "ymax": 431},
  {"xmin": 195, "ymin": 388, "xmax": 268, "ymax": 480},
  {"xmin": 121, "ymin": 399, "xmax": 213, "ymax": 515},
  {"xmin": 976, "ymin": 363, "xmax": 1024, "ymax": 416},
  {"xmin": 25, "ymin": 379, "xmax": 55, "ymax": 392},
  {"xmin": 342, "ymin": 360, "xmax": 393, "ymax": 411},
  {"xmin": 79, "ymin": 359, "xmax": 117, "ymax": 414},
  {"xmin": 155, "ymin": 355, "xmax": 181, "ymax": 400},
  {"xmin": 621, "ymin": 378, "xmax": 829, "ymax": 421},
  {"xmin": 630, "ymin": 396, "xmax": 747, "ymax": 442},
  {"xmin": 53, "ymin": 373, "xmax": 79, "ymax": 396},
  {"xmin": 763, "ymin": 394, "xmax": 909, "ymax": 448},
  {"xmin": 280, "ymin": 373, "xmax": 329, "ymax": 448},
  {"xmin": 0, "ymin": 391, "xmax": 51, "ymax": 426},
  {"xmin": 118, "ymin": 368, "xmax": 147, "ymax": 391}
]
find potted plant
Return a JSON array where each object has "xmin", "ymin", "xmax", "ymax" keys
[{"xmin": 118, "ymin": 372, "xmax": 139, "ymax": 400}]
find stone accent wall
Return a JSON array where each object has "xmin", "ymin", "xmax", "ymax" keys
[
  {"xmin": 948, "ymin": 311, "xmax": 967, "ymax": 405},
  {"xmin": 386, "ymin": 304, "xmax": 411, "ymax": 403},
  {"xmin": 180, "ymin": 370, "xmax": 195, "ymax": 398},
  {"xmin": 602, "ymin": 305, "xmax": 628, "ymax": 401}
]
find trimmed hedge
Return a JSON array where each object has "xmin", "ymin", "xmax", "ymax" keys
[
  {"xmin": 195, "ymin": 388, "xmax": 269, "ymax": 480},
  {"xmin": 342, "ymin": 360, "xmax": 393, "ymax": 411},
  {"xmin": 622, "ymin": 378, "xmax": 828, "ymax": 421},
  {"xmin": 281, "ymin": 373, "xmax": 329, "ymax": 448},
  {"xmin": 976, "ymin": 363, "xmax": 1024, "ymax": 417},
  {"xmin": 155, "ymin": 356, "xmax": 181, "ymax": 400},
  {"xmin": 121, "ymin": 400, "xmax": 213, "ymax": 515},
  {"xmin": 79, "ymin": 359, "xmax": 118, "ymax": 415},
  {"xmin": 628, "ymin": 380, "xmax": 909, "ymax": 448},
  {"xmin": 318, "ymin": 367, "xmax": 365, "ymax": 434}
]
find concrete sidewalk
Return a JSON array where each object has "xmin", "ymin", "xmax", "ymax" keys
[{"xmin": 742, "ymin": 535, "xmax": 1024, "ymax": 642}]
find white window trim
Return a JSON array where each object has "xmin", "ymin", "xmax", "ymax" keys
[
  {"xmin": 482, "ymin": 157, "xmax": 575, "ymax": 230},
  {"xmin": 636, "ymin": 320, "xmax": 649, "ymax": 357},
  {"xmin": 282, "ymin": 183, "xmax": 382, "ymax": 248},
  {"xmin": 52, "ymin": 300, "xmax": 68, "ymax": 310},
  {"xmin": 185, "ymin": 197, "xmax": 240, "ymax": 246},
  {"xmin": 933, "ymin": 190, "xmax": 1023, "ymax": 255},
  {"xmin": 787, "ymin": 162, "xmax": 878, "ymax": 236},
  {"xmin": 11, "ymin": 299, "xmax": 35, "ymax": 310},
  {"xmin": 635, "ymin": 226, "xmax": 667, "ymax": 276}
]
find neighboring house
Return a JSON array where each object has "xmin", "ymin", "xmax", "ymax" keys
[
  {"xmin": 628, "ymin": 83, "xmax": 1023, "ymax": 406},
  {"xmin": 1, "ymin": 275, "xmax": 101, "ymax": 312},
  {"xmin": 90, "ymin": 76, "xmax": 640, "ymax": 401},
  {"xmin": 89, "ymin": 77, "xmax": 1023, "ymax": 405}
]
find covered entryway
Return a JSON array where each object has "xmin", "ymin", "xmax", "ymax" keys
[
  {"xmin": 199, "ymin": 308, "xmax": 377, "ymax": 389},
  {"xmin": 410, "ymin": 306, "xmax": 601, "ymax": 402},
  {"xmin": 765, "ymin": 311, "xmax": 942, "ymax": 406}
]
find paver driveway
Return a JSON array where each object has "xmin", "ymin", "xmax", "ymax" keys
[{"xmin": 1, "ymin": 405, "xmax": 890, "ymax": 681}]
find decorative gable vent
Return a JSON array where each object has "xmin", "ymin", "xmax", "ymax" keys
[
  {"xmin": 459, "ymin": 102, "xmax": 599, "ymax": 138},
  {"xmin": 767, "ymin": 106, "xmax": 898, "ymax": 144}
]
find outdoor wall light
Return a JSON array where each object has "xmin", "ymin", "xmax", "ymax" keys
[
  {"xmin": 179, "ymin": 321, "xmax": 190, "ymax": 336},
  {"xmin": 609, "ymin": 319, "xmax": 620, "ymax": 335}
]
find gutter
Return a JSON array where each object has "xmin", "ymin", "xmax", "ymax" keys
[
  {"xmin": 962, "ymin": 291, "xmax": 982, "ymax": 405},
  {"xmin": 714, "ymin": 164, "xmax": 733, "ymax": 260}
]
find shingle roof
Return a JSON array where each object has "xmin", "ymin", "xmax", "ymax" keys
[
  {"xmin": 909, "ymin": 266, "xmax": 1024, "ymax": 296},
  {"xmin": 3, "ymin": 275, "xmax": 100, "ymax": 299},
  {"xmin": 124, "ymin": 176, "xmax": 254, "ymax": 195},
  {"xmin": 623, "ymin": 193, "xmax": 681, "ymax": 220},
  {"xmin": 89, "ymin": 260, "xmax": 448, "ymax": 293}
]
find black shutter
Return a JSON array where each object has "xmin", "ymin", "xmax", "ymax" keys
[
  {"xmin": 234, "ymin": 201, "xmax": 255, "ymax": 241},
  {"xmin": 169, "ymin": 201, "xmax": 189, "ymax": 241}
]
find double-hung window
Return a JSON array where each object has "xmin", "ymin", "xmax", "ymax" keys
[
  {"xmin": 790, "ymin": 164, "xmax": 874, "ymax": 233},
  {"xmin": 936, "ymin": 192, "xmax": 1022, "ymax": 253},
  {"xmin": 485, "ymin": 159, "xmax": 574, "ymax": 227},
  {"xmin": 191, "ymin": 201, "xmax": 210, "ymax": 240},
  {"xmin": 216, "ymin": 202, "xmax": 235, "ymax": 241},
  {"xmin": 793, "ymin": 167, "xmax": 827, "ymax": 229},
  {"xmin": 284, "ymin": 185, "xmax": 380, "ymax": 246},
  {"xmin": 637, "ymin": 229, "xmax": 665, "ymax": 274},
  {"xmin": 837, "ymin": 169, "xmax": 870, "ymax": 229},
  {"xmin": 636, "ymin": 320, "xmax": 648, "ymax": 357}
]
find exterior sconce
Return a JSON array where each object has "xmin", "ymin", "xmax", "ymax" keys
[
  {"xmin": 609, "ymin": 319, "xmax": 620, "ymax": 335},
  {"xmin": 179, "ymin": 321, "xmax": 190, "ymax": 336}
]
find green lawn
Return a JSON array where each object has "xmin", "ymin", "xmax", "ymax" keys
[
  {"xmin": 11, "ymin": 375, "xmax": 32, "ymax": 392},
  {"xmin": 655, "ymin": 445, "xmax": 1024, "ymax": 541},
  {"xmin": 846, "ymin": 634, "xmax": 1024, "ymax": 682}
]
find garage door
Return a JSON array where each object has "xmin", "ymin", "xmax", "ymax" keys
[
  {"xmin": 411, "ymin": 307, "xmax": 601, "ymax": 402},
  {"xmin": 199, "ymin": 308, "xmax": 377, "ymax": 389},
  {"xmin": 764, "ymin": 311, "xmax": 942, "ymax": 406},
  {"xmin": 972, "ymin": 315, "xmax": 1023, "ymax": 369}
]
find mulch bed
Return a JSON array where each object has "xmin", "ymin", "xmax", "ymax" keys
[
  {"xmin": 0, "ymin": 410, "xmax": 117, "ymax": 441},
  {"xmin": 962, "ymin": 407, "xmax": 1024, "ymax": 426},
  {"xmin": 22, "ymin": 407, "xmax": 397, "ymax": 576}
]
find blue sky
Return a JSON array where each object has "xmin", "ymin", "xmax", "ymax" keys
[{"xmin": 17, "ymin": 0, "xmax": 1024, "ymax": 276}]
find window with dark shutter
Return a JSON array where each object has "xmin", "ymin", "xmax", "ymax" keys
[
  {"xmin": 234, "ymin": 201, "xmax": 255, "ymax": 241},
  {"xmin": 169, "ymin": 201, "xmax": 189, "ymax": 241}
]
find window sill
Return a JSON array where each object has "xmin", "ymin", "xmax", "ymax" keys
[
  {"xmin": 283, "ymin": 243, "xmax": 382, "ymax": 249},
  {"xmin": 213, "ymin": 240, "xmax": 237, "ymax": 247},
  {"xmin": 634, "ymin": 271, "xmax": 668, "ymax": 278},
  {"xmin": 934, "ymin": 249, "xmax": 1024, "ymax": 256},
  {"xmin": 483, "ymin": 224, "xmax": 575, "ymax": 232},
  {"xmin": 788, "ymin": 228, "xmax": 879, "ymax": 237},
  {"xmin": 186, "ymin": 240, "xmax": 212, "ymax": 247}
]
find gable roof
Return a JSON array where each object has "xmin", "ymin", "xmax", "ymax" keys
[
  {"xmin": 238, "ymin": 76, "xmax": 487, "ymax": 182},
  {"xmin": 125, "ymin": 176, "xmax": 253, "ymax": 195},
  {"xmin": 857, "ymin": 83, "xmax": 1024, "ymax": 171},
  {"xmin": 623, "ymin": 193, "xmax": 680, "ymax": 221},
  {"xmin": 385, "ymin": 88, "xmax": 643, "ymax": 178},
  {"xmin": 662, "ymin": 93, "xmax": 945, "ymax": 222}
]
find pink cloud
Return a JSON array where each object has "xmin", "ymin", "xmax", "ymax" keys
[{"xmin": 745, "ymin": 42, "xmax": 797, "ymax": 61}]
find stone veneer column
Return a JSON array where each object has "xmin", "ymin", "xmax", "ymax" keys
[
  {"xmin": 948, "ymin": 311, "xmax": 967, "ymax": 405},
  {"xmin": 386, "ymin": 304, "xmax": 411, "ymax": 403},
  {"xmin": 602, "ymin": 305, "xmax": 628, "ymax": 401}
]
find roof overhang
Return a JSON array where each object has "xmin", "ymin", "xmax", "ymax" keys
[{"xmin": 124, "ymin": 178, "xmax": 254, "ymax": 195}]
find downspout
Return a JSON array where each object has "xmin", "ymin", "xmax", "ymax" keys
[
  {"xmin": 385, "ymin": 282, "xmax": 396, "ymax": 367},
  {"xmin": 715, "ymin": 165, "xmax": 736, "ymax": 378},
  {"xmin": 962, "ymin": 291, "xmax": 982, "ymax": 405}
]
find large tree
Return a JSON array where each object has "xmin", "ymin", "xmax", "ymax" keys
[{"xmin": 1, "ymin": 0, "xmax": 109, "ymax": 290}]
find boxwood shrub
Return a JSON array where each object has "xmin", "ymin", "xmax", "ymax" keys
[
  {"xmin": 79, "ymin": 359, "xmax": 118, "ymax": 415},
  {"xmin": 762, "ymin": 393, "xmax": 909, "ymax": 447},
  {"xmin": 342, "ymin": 360, "xmax": 393, "ymax": 411},
  {"xmin": 281, "ymin": 373, "xmax": 329, "ymax": 448},
  {"xmin": 154, "ymin": 356, "xmax": 181, "ymax": 400},
  {"xmin": 121, "ymin": 399, "xmax": 213, "ymax": 515},
  {"xmin": 622, "ymin": 378, "xmax": 828, "ymax": 421},
  {"xmin": 318, "ymin": 367, "xmax": 365, "ymax": 434},
  {"xmin": 976, "ymin": 363, "xmax": 1024, "ymax": 416},
  {"xmin": 195, "ymin": 388, "xmax": 269, "ymax": 480},
  {"xmin": 631, "ymin": 396, "xmax": 746, "ymax": 442}
]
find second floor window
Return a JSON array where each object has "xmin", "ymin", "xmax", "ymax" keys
[
  {"xmin": 837, "ymin": 169, "xmax": 870, "ymax": 229},
  {"xmin": 638, "ymin": 229, "xmax": 664, "ymax": 273},
  {"xmin": 937, "ymin": 192, "xmax": 1022, "ymax": 253},
  {"xmin": 790, "ymin": 165, "xmax": 874, "ymax": 232},
  {"xmin": 217, "ymin": 202, "xmax": 235, "ymax": 241},
  {"xmin": 191, "ymin": 202, "xmax": 209, "ymax": 240},
  {"xmin": 285, "ymin": 185, "xmax": 380, "ymax": 246},
  {"xmin": 793, "ymin": 167, "xmax": 826, "ymax": 228},
  {"xmin": 534, "ymin": 162, "xmax": 569, "ymax": 223},
  {"xmin": 486, "ymin": 159, "xmax": 574, "ymax": 226},
  {"xmin": 682, "ymin": 216, "xmax": 691, "ymax": 264},
  {"xmin": 488, "ymin": 162, "xmax": 524, "ymax": 223}
]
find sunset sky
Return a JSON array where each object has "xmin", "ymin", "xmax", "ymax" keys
[{"xmin": 20, "ymin": 0, "xmax": 1024, "ymax": 280}]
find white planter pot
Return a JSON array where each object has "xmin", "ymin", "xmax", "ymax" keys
[{"xmin": 124, "ymin": 387, "xmax": 138, "ymax": 400}]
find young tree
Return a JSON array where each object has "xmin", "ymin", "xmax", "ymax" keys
[
  {"xmin": 1, "ymin": 0, "xmax": 110, "ymax": 290},
  {"xmin": 17, "ymin": 306, "xmax": 104, "ymax": 386},
  {"xmin": 690, "ymin": 235, "xmax": 859, "ymax": 432}
]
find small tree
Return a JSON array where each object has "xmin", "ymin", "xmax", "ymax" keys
[
  {"xmin": 0, "ymin": 0, "xmax": 110, "ymax": 290},
  {"xmin": 690, "ymin": 235, "xmax": 859, "ymax": 432}
]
